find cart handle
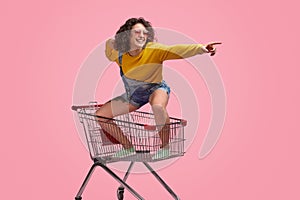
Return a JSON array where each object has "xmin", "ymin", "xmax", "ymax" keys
[{"xmin": 71, "ymin": 104, "xmax": 103, "ymax": 111}]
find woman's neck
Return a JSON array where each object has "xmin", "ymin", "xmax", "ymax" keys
[{"xmin": 128, "ymin": 48, "xmax": 142, "ymax": 57}]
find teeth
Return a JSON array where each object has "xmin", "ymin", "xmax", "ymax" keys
[{"xmin": 136, "ymin": 39, "xmax": 145, "ymax": 43}]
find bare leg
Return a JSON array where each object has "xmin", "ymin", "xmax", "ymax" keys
[
  {"xmin": 149, "ymin": 89, "xmax": 170, "ymax": 148},
  {"xmin": 95, "ymin": 98, "xmax": 139, "ymax": 149}
]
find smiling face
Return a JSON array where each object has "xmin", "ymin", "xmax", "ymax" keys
[{"xmin": 129, "ymin": 23, "xmax": 149, "ymax": 51}]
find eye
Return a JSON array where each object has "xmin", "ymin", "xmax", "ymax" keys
[
  {"xmin": 142, "ymin": 30, "xmax": 149, "ymax": 35},
  {"xmin": 134, "ymin": 29, "xmax": 141, "ymax": 34},
  {"xmin": 133, "ymin": 29, "xmax": 149, "ymax": 36}
]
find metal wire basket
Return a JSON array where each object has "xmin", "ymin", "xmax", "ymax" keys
[{"xmin": 73, "ymin": 103, "xmax": 186, "ymax": 163}]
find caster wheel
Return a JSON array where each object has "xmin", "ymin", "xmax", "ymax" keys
[
  {"xmin": 75, "ymin": 197, "xmax": 82, "ymax": 200},
  {"xmin": 117, "ymin": 187, "xmax": 124, "ymax": 200}
]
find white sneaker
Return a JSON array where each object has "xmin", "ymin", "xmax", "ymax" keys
[
  {"xmin": 113, "ymin": 147, "xmax": 135, "ymax": 158},
  {"xmin": 152, "ymin": 148, "xmax": 170, "ymax": 160}
]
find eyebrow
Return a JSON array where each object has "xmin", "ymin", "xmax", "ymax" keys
[{"xmin": 133, "ymin": 29, "xmax": 149, "ymax": 33}]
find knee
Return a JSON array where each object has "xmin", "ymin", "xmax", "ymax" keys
[
  {"xmin": 95, "ymin": 109, "xmax": 111, "ymax": 123},
  {"xmin": 151, "ymin": 104, "xmax": 167, "ymax": 115}
]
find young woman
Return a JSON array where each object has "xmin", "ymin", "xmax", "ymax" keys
[{"xmin": 96, "ymin": 17, "xmax": 221, "ymax": 159}]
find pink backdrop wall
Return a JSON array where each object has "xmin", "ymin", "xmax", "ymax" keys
[{"xmin": 1, "ymin": 0, "xmax": 299, "ymax": 199}]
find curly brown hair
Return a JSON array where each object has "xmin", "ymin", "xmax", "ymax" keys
[{"xmin": 114, "ymin": 17, "xmax": 155, "ymax": 53}]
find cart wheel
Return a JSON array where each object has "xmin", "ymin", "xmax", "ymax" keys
[
  {"xmin": 75, "ymin": 197, "xmax": 82, "ymax": 200},
  {"xmin": 117, "ymin": 187, "xmax": 124, "ymax": 200}
]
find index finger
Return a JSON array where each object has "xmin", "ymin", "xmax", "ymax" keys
[{"xmin": 209, "ymin": 42, "xmax": 222, "ymax": 46}]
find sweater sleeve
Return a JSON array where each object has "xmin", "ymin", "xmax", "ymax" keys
[
  {"xmin": 148, "ymin": 42, "xmax": 207, "ymax": 61},
  {"xmin": 105, "ymin": 39, "xmax": 119, "ymax": 62}
]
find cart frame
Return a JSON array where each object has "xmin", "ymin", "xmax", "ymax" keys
[{"xmin": 72, "ymin": 103, "xmax": 187, "ymax": 200}]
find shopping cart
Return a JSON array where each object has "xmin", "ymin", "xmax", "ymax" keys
[{"xmin": 72, "ymin": 103, "xmax": 187, "ymax": 200}]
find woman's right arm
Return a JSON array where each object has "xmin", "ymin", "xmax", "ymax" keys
[{"xmin": 105, "ymin": 38, "xmax": 118, "ymax": 61}]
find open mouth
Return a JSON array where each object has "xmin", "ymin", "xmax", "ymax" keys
[{"xmin": 135, "ymin": 38, "xmax": 145, "ymax": 44}]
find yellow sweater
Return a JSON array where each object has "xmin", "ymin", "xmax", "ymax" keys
[{"xmin": 105, "ymin": 41, "xmax": 206, "ymax": 83}]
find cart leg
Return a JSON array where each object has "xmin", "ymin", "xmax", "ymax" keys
[
  {"xmin": 75, "ymin": 163, "xmax": 98, "ymax": 200},
  {"xmin": 143, "ymin": 162, "xmax": 180, "ymax": 200},
  {"xmin": 117, "ymin": 161, "xmax": 135, "ymax": 200},
  {"xmin": 98, "ymin": 162, "xmax": 144, "ymax": 200},
  {"xmin": 122, "ymin": 161, "xmax": 135, "ymax": 183}
]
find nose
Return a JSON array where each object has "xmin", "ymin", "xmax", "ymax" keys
[{"xmin": 138, "ymin": 31, "xmax": 145, "ymax": 37}]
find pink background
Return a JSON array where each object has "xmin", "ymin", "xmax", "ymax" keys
[{"xmin": 1, "ymin": 0, "xmax": 299, "ymax": 199}]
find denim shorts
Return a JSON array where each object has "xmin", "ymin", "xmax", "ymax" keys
[{"xmin": 115, "ymin": 80, "xmax": 171, "ymax": 108}]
